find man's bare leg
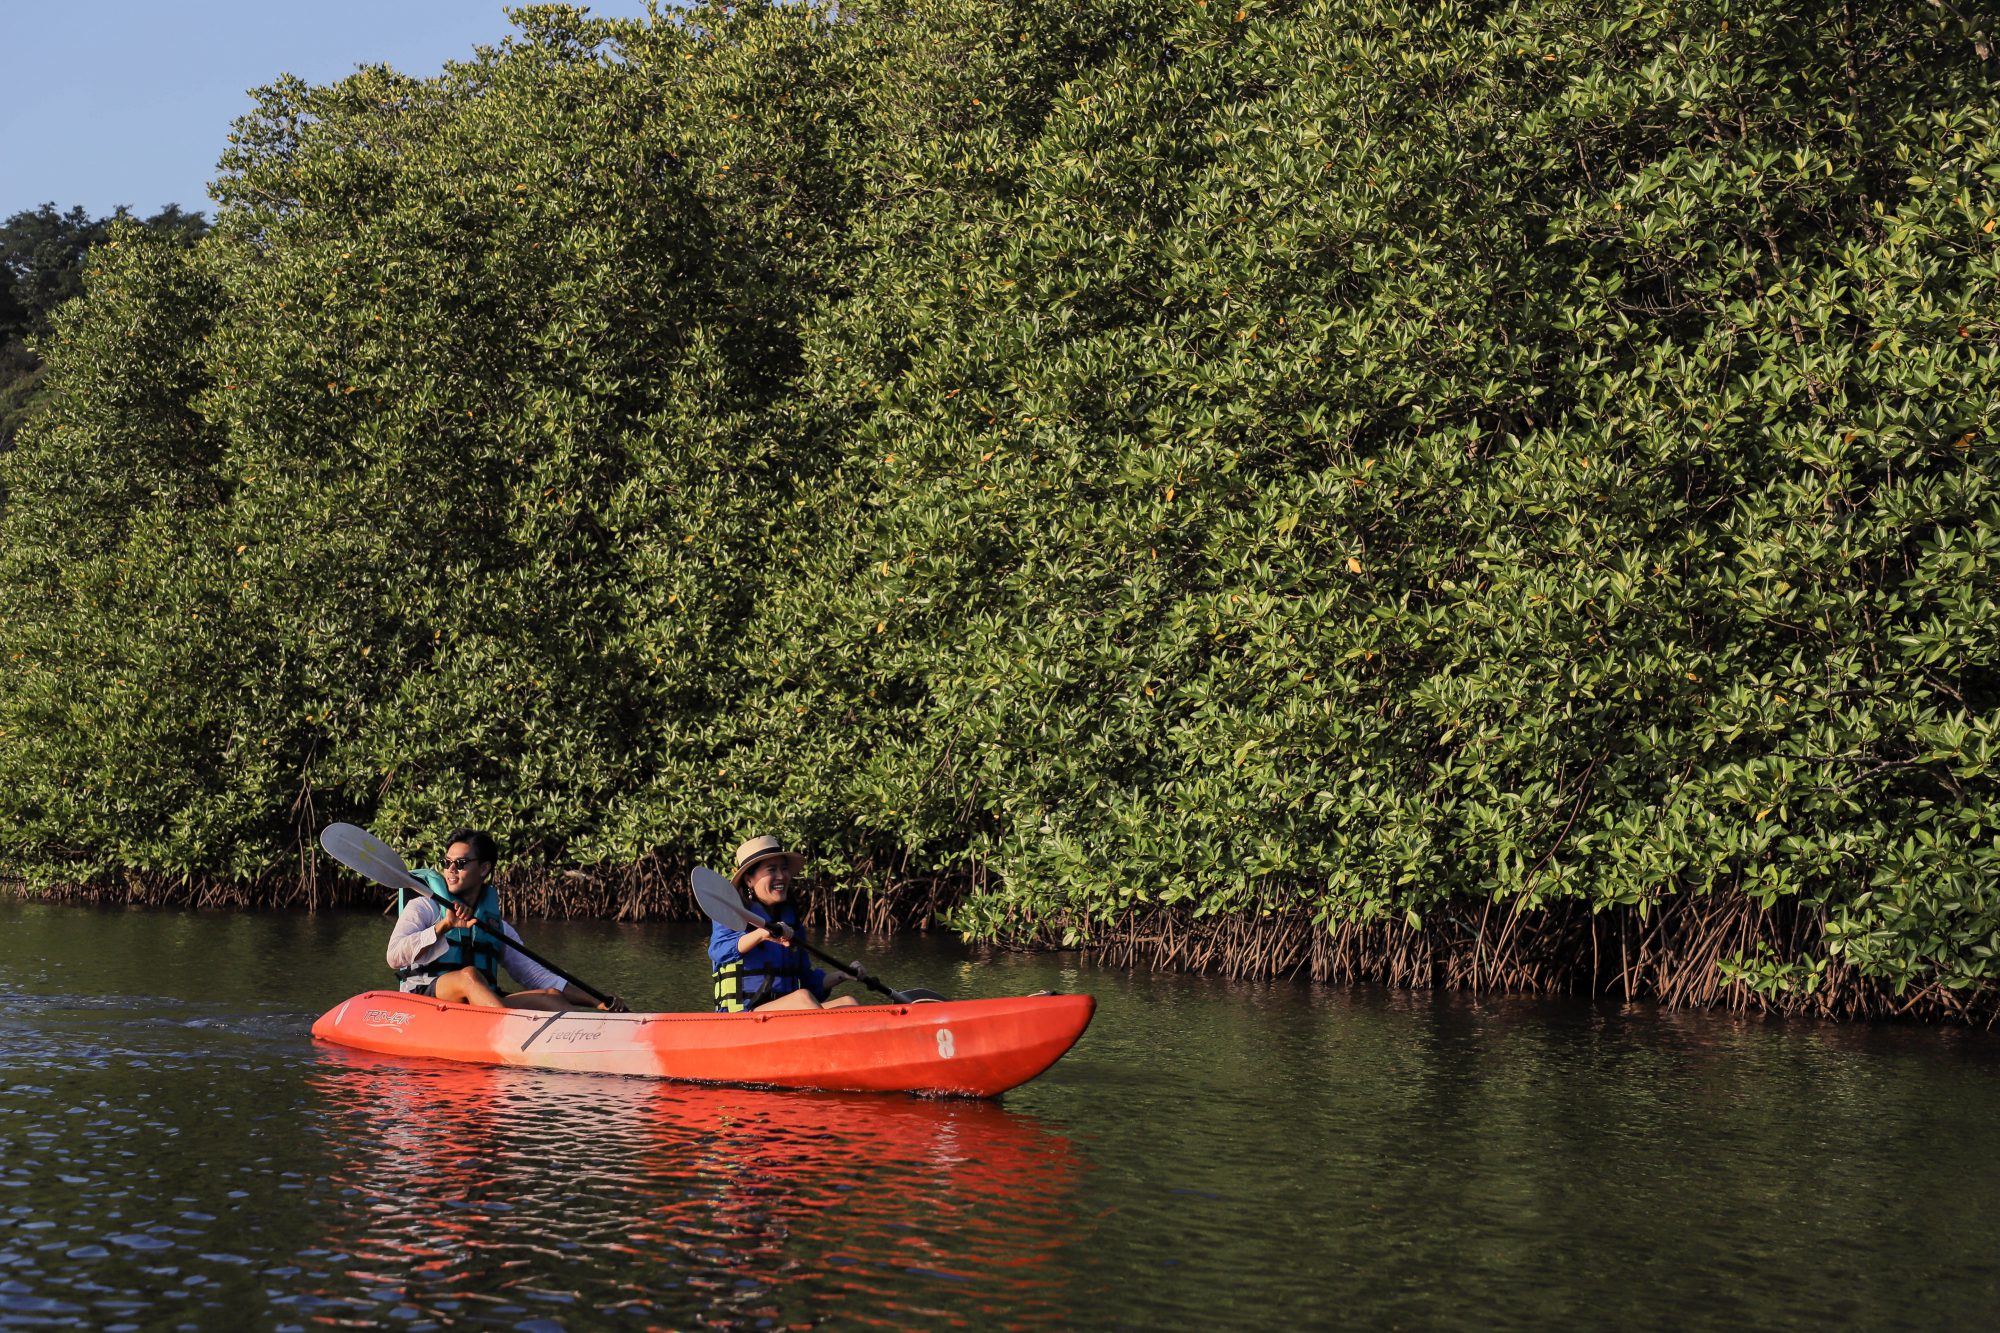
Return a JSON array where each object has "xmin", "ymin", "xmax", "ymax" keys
[
  {"xmin": 500, "ymin": 988, "xmax": 595, "ymax": 1012},
  {"xmin": 435, "ymin": 967, "xmax": 507, "ymax": 1007}
]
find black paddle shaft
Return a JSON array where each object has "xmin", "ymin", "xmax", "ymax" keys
[{"xmin": 768, "ymin": 923, "xmax": 910, "ymax": 1003}]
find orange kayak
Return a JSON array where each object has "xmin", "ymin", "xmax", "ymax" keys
[{"xmin": 310, "ymin": 990, "xmax": 1095, "ymax": 1097}]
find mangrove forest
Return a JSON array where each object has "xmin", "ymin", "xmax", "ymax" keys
[{"xmin": 1, "ymin": 0, "xmax": 1995, "ymax": 1021}]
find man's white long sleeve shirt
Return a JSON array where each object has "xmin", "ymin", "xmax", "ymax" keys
[{"xmin": 386, "ymin": 895, "xmax": 565, "ymax": 993}]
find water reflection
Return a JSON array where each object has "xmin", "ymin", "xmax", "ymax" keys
[
  {"xmin": 305, "ymin": 1048, "xmax": 1084, "ymax": 1327},
  {"xmin": 8, "ymin": 900, "xmax": 2000, "ymax": 1328}
]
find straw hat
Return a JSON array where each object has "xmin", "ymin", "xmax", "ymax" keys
[{"xmin": 731, "ymin": 834, "xmax": 805, "ymax": 887}]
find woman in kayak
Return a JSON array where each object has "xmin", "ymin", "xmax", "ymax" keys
[
  {"xmin": 388, "ymin": 827, "xmax": 625, "ymax": 1012},
  {"xmin": 710, "ymin": 835, "xmax": 867, "ymax": 1012}
]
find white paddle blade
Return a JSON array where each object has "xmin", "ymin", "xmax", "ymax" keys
[
  {"xmin": 320, "ymin": 822, "xmax": 427, "ymax": 894},
  {"xmin": 691, "ymin": 865, "xmax": 761, "ymax": 933}
]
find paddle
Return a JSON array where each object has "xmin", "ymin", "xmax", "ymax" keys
[
  {"xmin": 318, "ymin": 822, "xmax": 617, "ymax": 1009},
  {"xmin": 690, "ymin": 865, "xmax": 942, "ymax": 1005}
]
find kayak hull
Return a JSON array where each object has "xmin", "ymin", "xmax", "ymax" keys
[{"xmin": 310, "ymin": 990, "xmax": 1094, "ymax": 1098}]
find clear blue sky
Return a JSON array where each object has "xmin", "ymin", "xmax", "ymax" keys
[{"xmin": 1, "ymin": 2, "xmax": 661, "ymax": 222}]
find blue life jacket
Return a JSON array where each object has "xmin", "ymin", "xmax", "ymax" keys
[
  {"xmin": 396, "ymin": 870, "xmax": 506, "ymax": 990},
  {"xmin": 710, "ymin": 905, "xmax": 819, "ymax": 1012}
]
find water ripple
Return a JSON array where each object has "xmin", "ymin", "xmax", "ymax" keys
[
  {"xmin": 6, "ymin": 903, "xmax": 2000, "ymax": 1328},
  {"xmin": 287, "ymin": 1048, "xmax": 1084, "ymax": 1326}
]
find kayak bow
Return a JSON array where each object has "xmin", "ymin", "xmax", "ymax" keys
[{"xmin": 311, "ymin": 991, "xmax": 1094, "ymax": 1098}]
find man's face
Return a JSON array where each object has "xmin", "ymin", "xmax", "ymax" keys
[{"xmin": 443, "ymin": 841, "xmax": 492, "ymax": 899}]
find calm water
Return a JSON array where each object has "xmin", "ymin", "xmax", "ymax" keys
[{"xmin": 1, "ymin": 901, "xmax": 1997, "ymax": 1330}]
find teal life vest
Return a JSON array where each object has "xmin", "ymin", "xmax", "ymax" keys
[{"xmin": 396, "ymin": 870, "xmax": 506, "ymax": 990}]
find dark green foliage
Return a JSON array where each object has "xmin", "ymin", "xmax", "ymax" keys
[
  {"xmin": 0, "ymin": 203, "xmax": 207, "ymax": 447},
  {"xmin": 0, "ymin": 206, "xmax": 110, "ymax": 339},
  {"xmin": 0, "ymin": 1, "xmax": 1994, "ymax": 1009}
]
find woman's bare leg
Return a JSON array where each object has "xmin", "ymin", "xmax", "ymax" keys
[{"xmin": 755, "ymin": 989, "xmax": 823, "ymax": 1011}]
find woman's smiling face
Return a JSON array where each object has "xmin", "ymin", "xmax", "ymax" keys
[{"xmin": 747, "ymin": 860, "xmax": 794, "ymax": 909}]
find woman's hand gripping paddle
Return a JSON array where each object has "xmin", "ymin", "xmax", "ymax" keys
[
  {"xmin": 319, "ymin": 822, "xmax": 621, "ymax": 1010},
  {"xmin": 690, "ymin": 866, "xmax": 943, "ymax": 1004}
]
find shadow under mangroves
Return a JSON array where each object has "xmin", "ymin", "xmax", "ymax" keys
[{"xmin": 305, "ymin": 1046, "xmax": 1086, "ymax": 1327}]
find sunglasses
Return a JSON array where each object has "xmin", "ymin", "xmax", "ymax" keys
[{"xmin": 442, "ymin": 857, "xmax": 485, "ymax": 872}]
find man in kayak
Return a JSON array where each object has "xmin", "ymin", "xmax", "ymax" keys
[
  {"xmin": 710, "ymin": 835, "xmax": 867, "ymax": 1012},
  {"xmin": 388, "ymin": 828, "xmax": 625, "ymax": 1012}
]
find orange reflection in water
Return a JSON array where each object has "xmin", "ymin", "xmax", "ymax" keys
[{"xmin": 307, "ymin": 1047, "xmax": 1086, "ymax": 1329}]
